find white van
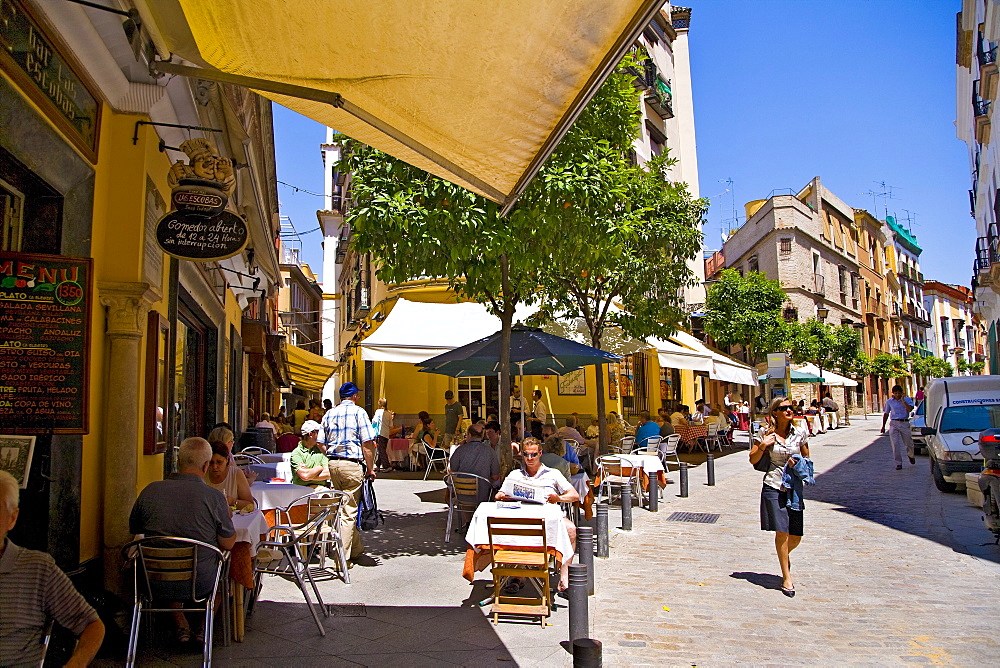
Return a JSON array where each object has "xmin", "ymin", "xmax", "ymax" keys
[{"xmin": 922, "ymin": 376, "xmax": 1000, "ymax": 492}]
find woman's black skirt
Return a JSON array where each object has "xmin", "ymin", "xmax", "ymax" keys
[{"xmin": 760, "ymin": 484, "xmax": 803, "ymax": 536}]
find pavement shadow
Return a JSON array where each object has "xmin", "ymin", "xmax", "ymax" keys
[
  {"xmin": 809, "ymin": 435, "xmax": 1000, "ymax": 565},
  {"xmin": 729, "ymin": 570, "xmax": 783, "ymax": 591},
  {"xmin": 362, "ymin": 509, "xmax": 468, "ymax": 560}
]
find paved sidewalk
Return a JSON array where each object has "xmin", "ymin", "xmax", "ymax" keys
[{"xmin": 590, "ymin": 418, "xmax": 1000, "ymax": 666}]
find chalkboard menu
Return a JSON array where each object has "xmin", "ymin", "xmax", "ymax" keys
[
  {"xmin": 0, "ymin": 252, "xmax": 92, "ymax": 434},
  {"xmin": 156, "ymin": 210, "xmax": 248, "ymax": 261}
]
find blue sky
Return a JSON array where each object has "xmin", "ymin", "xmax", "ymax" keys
[{"xmin": 274, "ymin": 0, "xmax": 972, "ymax": 286}]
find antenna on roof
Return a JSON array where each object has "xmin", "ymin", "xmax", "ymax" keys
[
  {"xmin": 859, "ymin": 180, "xmax": 899, "ymax": 220},
  {"xmin": 901, "ymin": 209, "xmax": 918, "ymax": 231}
]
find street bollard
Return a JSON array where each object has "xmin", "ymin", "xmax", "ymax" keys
[
  {"xmin": 572, "ymin": 638, "xmax": 603, "ymax": 667},
  {"xmin": 619, "ymin": 484, "xmax": 633, "ymax": 531},
  {"xmin": 648, "ymin": 477, "xmax": 658, "ymax": 512},
  {"xmin": 679, "ymin": 461, "xmax": 689, "ymax": 497},
  {"xmin": 595, "ymin": 504, "xmax": 609, "ymax": 558},
  {"xmin": 576, "ymin": 526, "xmax": 595, "ymax": 595},
  {"xmin": 567, "ymin": 564, "xmax": 589, "ymax": 644},
  {"xmin": 706, "ymin": 453, "xmax": 716, "ymax": 486}
]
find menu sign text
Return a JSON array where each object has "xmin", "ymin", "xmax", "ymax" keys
[
  {"xmin": 0, "ymin": 252, "xmax": 92, "ymax": 434},
  {"xmin": 156, "ymin": 210, "xmax": 249, "ymax": 261}
]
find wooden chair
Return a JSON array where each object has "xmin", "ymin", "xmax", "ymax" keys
[
  {"xmin": 444, "ymin": 472, "xmax": 492, "ymax": 542},
  {"xmin": 486, "ymin": 517, "xmax": 551, "ymax": 627},
  {"xmin": 122, "ymin": 537, "xmax": 228, "ymax": 668}
]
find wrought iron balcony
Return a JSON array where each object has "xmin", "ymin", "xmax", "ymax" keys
[
  {"xmin": 979, "ymin": 44, "xmax": 998, "ymax": 67},
  {"xmin": 645, "ymin": 76, "xmax": 674, "ymax": 119},
  {"xmin": 974, "ymin": 96, "xmax": 992, "ymax": 117},
  {"xmin": 334, "ymin": 226, "xmax": 351, "ymax": 264}
]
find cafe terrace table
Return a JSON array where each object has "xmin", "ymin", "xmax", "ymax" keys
[
  {"xmin": 247, "ymin": 461, "xmax": 292, "ymax": 482},
  {"xmin": 387, "ymin": 438, "xmax": 412, "ymax": 466},
  {"xmin": 228, "ymin": 510, "xmax": 269, "ymax": 641},
  {"xmin": 569, "ymin": 471, "xmax": 594, "ymax": 520},
  {"xmin": 250, "ymin": 480, "xmax": 326, "ymax": 527},
  {"xmin": 258, "ymin": 453, "xmax": 291, "ymax": 464},
  {"xmin": 462, "ymin": 501, "xmax": 573, "ymax": 581},
  {"xmin": 673, "ymin": 424, "xmax": 707, "ymax": 451}
]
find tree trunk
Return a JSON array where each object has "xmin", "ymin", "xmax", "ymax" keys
[
  {"xmin": 496, "ymin": 254, "xmax": 515, "ymax": 478},
  {"xmin": 591, "ymin": 331, "xmax": 608, "ymax": 454}
]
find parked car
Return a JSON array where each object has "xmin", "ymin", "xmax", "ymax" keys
[
  {"xmin": 910, "ymin": 400, "xmax": 926, "ymax": 454},
  {"xmin": 922, "ymin": 376, "xmax": 1000, "ymax": 492}
]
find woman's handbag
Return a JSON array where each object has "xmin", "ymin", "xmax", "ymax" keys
[{"xmin": 752, "ymin": 446, "xmax": 772, "ymax": 472}]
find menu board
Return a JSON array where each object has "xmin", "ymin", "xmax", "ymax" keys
[{"xmin": 0, "ymin": 252, "xmax": 92, "ymax": 434}]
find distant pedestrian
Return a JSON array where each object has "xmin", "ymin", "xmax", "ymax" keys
[
  {"xmin": 880, "ymin": 385, "xmax": 915, "ymax": 470},
  {"xmin": 914, "ymin": 386, "xmax": 925, "ymax": 403},
  {"xmin": 443, "ymin": 390, "xmax": 464, "ymax": 447},
  {"xmin": 750, "ymin": 397, "xmax": 810, "ymax": 598},
  {"xmin": 371, "ymin": 398, "xmax": 393, "ymax": 472}
]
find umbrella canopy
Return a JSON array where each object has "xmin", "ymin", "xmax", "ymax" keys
[
  {"xmin": 143, "ymin": 0, "xmax": 665, "ymax": 210},
  {"xmin": 416, "ymin": 324, "xmax": 622, "ymax": 378},
  {"xmin": 758, "ymin": 370, "xmax": 826, "ymax": 384}
]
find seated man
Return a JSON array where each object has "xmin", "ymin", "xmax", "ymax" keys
[
  {"xmin": 290, "ymin": 420, "xmax": 331, "ymax": 487},
  {"xmin": 130, "ymin": 437, "xmax": 235, "ymax": 644},
  {"xmin": 0, "ymin": 471, "xmax": 104, "ymax": 668},
  {"xmin": 544, "ymin": 423, "xmax": 581, "ymax": 474},
  {"xmin": 670, "ymin": 405, "xmax": 688, "ymax": 427},
  {"xmin": 496, "ymin": 438, "xmax": 580, "ymax": 591},
  {"xmin": 634, "ymin": 411, "xmax": 660, "ymax": 449},
  {"xmin": 540, "ymin": 436, "xmax": 573, "ymax": 479},
  {"xmin": 449, "ymin": 423, "xmax": 500, "ymax": 503}
]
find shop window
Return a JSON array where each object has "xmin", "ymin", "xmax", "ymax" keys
[
  {"xmin": 782, "ymin": 307, "xmax": 798, "ymax": 322},
  {"xmin": 144, "ymin": 312, "xmax": 170, "ymax": 455},
  {"xmin": 0, "ymin": 146, "xmax": 62, "ymax": 254},
  {"xmin": 458, "ymin": 376, "xmax": 485, "ymax": 422},
  {"xmin": 659, "ymin": 366, "xmax": 681, "ymax": 412},
  {"xmin": 0, "ymin": 179, "xmax": 23, "ymax": 251},
  {"xmin": 748, "ymin": 255, "xmax": 759, "ymax": 273}
]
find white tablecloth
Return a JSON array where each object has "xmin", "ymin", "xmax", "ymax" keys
[
  {"xmin": 248, "ymin": 462, "xmax": 292, "ymax": 482},
  {"xmin": 466, "ymin": 501, "xmax": 573, "ymax": 560},
  {"xmin": 250, "ymin": 481, "xmax": 315, "ymax": 510},
  {"xmin": 618, "ymin": 453, "xmax": 664, "ymax": 474},
  {"xmin": 569, "ymin": 472, "xmax": 590, "ymax": 499},
  {"xmin": 231, "ymin": 510, "xmax": 269, "ymax": 552},
  {"xmin": 258, "ymin": 453, "xmax": 291, "ymax": 464}
]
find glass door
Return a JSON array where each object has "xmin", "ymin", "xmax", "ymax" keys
[{"xmin": 457, "ymin": 376, "xmax": 485, "ymax": 422}]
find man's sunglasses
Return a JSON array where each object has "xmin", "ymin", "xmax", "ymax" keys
[{"xmin": 522, "ymin": 452, "xmax": 541, "ymax": 458}]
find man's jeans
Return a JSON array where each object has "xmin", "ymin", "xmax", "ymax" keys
[
  {"xmin": 888, "ymin": 420, "xmax": 914, "ymax": 465},
  {"xmin": 327, "ymin": 459, "xmax": 365, "ymax": 558}
]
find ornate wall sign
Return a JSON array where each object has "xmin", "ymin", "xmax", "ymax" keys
[
  {"xmin": 156, "ymin": 139, "xmax": 248, "ymax": 261},
  {"xmin": 0, "ymin": 0, "xmax": 101, "ymax": 161}
]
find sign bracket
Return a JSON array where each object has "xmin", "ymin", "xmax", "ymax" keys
[{"xmin": 132, "ymin": 120, "xmax": 223, "ymax": 146}]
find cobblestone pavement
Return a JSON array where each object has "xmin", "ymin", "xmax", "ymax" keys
[{"xmin": 590, "ymin": 417, "xmax": 1000, "ymax": 666}]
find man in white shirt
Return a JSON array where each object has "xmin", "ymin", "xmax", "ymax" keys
[
  {"xmin": 495, "ymin": 439, "xmax": 579, "ymax": 591},
  {"xmin": 530, "ymin": 389, "xmax": 547, "ymax": 439},
  {"xmin": 880, "ymin": 385, "xmax": 915, "ymax": 470}
]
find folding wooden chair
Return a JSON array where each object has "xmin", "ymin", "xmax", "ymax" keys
[{"xmin": 486, "ymin": 517, "xmax": 551, "ymax": 627}]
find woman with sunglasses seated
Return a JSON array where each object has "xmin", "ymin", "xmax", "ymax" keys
[{"xmin": 749, "ymin": 397, "xmax": 810, "ymax": 598}]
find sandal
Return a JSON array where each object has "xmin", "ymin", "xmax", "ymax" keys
[{"xmin": 176, "ymin": 627, "xmax": 191, "ymax": 643}]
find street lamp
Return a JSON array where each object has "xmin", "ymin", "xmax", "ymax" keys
[{"xmin": 817, "ymin": 306, "xmax": 829, "ymax": 321}]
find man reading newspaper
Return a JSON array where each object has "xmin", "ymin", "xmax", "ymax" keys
[{"xmin": 495, "ymin": 437, "xmax": 579, "ymax": 592}]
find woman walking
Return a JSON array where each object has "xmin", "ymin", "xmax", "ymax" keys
[{"xmin": 749, "ymin": 397, "xmax": 810, "ymax": 597}]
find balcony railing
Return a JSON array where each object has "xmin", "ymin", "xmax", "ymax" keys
[
  {"xmin": 704, "ymin": 249, "xmax": 725, "ymax": 278},
  {"xmin": 645, "ymin": 76, "xmax": 674, "ymax": 119},
  {"xmin": 974, "ymin": 96, "xmax": 992, "ymax": 117},
  {"xmin": 334, "ymin": 226, "xmax": 351, "ymax": 264},
  {"xmin": 979, "ymin": 44, "xmax": 998, "ymax": 67},
  {"xmin": 976, "ymin": 227, "xmax": 1000, "ymax": 273}
]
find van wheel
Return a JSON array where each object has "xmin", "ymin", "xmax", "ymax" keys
[{"xmin": 931, "ymin": 457, "xmax": 958, "ymax": 493}]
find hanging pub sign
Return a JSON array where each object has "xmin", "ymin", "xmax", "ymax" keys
[
  {"xmin": 156, "ymin": 138, "xmax": 249, "ymax": 261},
  {"xmin": 0, "ymin": 252, "xmax": 93, "ymax": 434}
]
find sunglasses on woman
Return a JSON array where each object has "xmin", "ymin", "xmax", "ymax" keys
[{"xmin": 775, "ymin": 405, "xmax": 794, "ymax": 412}]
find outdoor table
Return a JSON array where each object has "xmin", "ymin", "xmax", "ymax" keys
[
  {"xmin": 462, "ymin": 501, "xmax": 573, "ymax": 581},
  {"xmin": 250, "ymin": 481, "xmax": 322, "ymax": 527},
  {"xmin": 804, "ymin": 414, "xmax": 824, "ymax": 434},
  {"xmin": 248, "ymin": 461, "xmax": 292, "ymax": 482},
  {"xmin": 569, "ymin": 471, "xmax": 594, "ymax": 520},
  {"xmin": 674, "ymin": 424, "xmax": 707, "ymax": 450},
  {"xmin": 229, "ymin": 509, "xmax": 269, "ymax": 642},
  {"xmin": 738, "ymin": 413, "xmax": 750, "ymax": 431},
  {"xmin": 258, "ymin": 453, "xmax": 291, "ymax": 464},
  {"xmin": 387, "ymin": 438, "xmax": 411, "ymax": 466}
]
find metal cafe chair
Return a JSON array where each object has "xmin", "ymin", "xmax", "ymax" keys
[
  {"xmin": 630, "ymin": 435, "xmax": 662, "ymax": 456},
  {"xmin": 596, "ymin": 455, "xmax": 640, "ymax": 506},
  {"xmin": 249, "ymin": 508, "xmax": 332, "ymax": 636},
  {"xmin": 486, "ymin": 516, "xmax": 551, "ymax": 627},
  {"xmin": 658, "ymin": 433, "xmax": 683, "ymax": 471},
  {"xmin": 422, "ymin": 441, "xmax": 450, "ymax": 480},
  {"xmin": 233, "ymin": 453, "xmax": 264, "ymax": 468},
  {"xmin": 444, "ymin": 472, "xmax": 492, "ymax": 543},
  {"xmin": 240, "ymin": 446, "xmax": 272, "ymax": 457},
  {"xmin": 121, "ymin": 537, "xmax": 229, "ymax": 668},
  {"xmin": 304, "ymin": 490, "xmax": 351, "ymax": 584}
]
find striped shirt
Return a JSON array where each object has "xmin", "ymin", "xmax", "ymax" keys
[
  {"xmin": 0, "ymin": 540, "xmax": 99, "ymax": 667},
  {"xmin": 319, "ymin": 399, "xmax": 376, "ymax": 461}
]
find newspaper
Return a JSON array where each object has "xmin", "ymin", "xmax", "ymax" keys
[{"xmin": 500, "ymin": 477, "xmax": 545, "ymax": 504}]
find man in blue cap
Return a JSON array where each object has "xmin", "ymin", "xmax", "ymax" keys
[{"xmin": 318, "ymin": 381, "xmax": 377, "ymax": 565}]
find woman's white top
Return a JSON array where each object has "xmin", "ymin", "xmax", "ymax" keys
[
  {"xmin": 205, "ymin": 464, "xmax": 240, "ymax": 501},
  {"xmin": 762, "ymin": 424, "xmax": 808, "ymax": 490}
]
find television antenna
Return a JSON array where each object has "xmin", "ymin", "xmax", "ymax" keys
[{"xmin": 859, "ymin": 180, "xmax": 899, "ymax": 220}]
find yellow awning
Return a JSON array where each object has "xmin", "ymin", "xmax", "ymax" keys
[
  {"xmin": 141, "ymin": 0, "xmax": 663, "ymax": 211},
  {"xmin": 284, "ymin": 344, "xmax": 337, "ymax": 393}
]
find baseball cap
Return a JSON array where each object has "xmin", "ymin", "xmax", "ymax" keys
[
  {"xmin": 339, "ymin": 381, "xmax": 361, "ymax": 398},
  {"xmin": 300, "ymin": 420, "xmax": 322, "ymax": 435}
]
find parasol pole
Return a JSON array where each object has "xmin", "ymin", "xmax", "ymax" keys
[{"xmin": 518, "ymin": 360, "xmax": 526, "ymax": 443}]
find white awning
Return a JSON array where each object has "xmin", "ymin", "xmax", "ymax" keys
[
  {"xmin": 670, "ymin": 331, "xmax": 758, "ymax": 386},
  {"xmin": 143, "ymin": 0, "xmax": 665, "ymax": 210},
  {"xmin": 359, "ymin": 298, "xmax": 535, "ymax": 363},
  {"xmin": 796, "ymin": 363, "xmax": 859, "ymax": 387},
  {"xmin": 648, "ymin": 336, "xmax": 715, "ymax": 373}
]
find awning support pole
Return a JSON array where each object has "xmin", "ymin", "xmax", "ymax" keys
[{"xmin": 150, "ymin": 60, "xmax": 506, "ymax": 203}]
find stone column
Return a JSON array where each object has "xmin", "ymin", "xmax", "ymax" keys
[{"xmin": 99, "ymin": 282, "xmax": 157, "ymax": 590}]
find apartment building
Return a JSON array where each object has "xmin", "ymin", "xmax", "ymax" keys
[
  {"xmin": 957, "ymin": 0, "xmax": 1000, "ymax": 374},
  {"xmin": 924, "ymin": 281, "xmax": 989, "ymax": 373}
]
